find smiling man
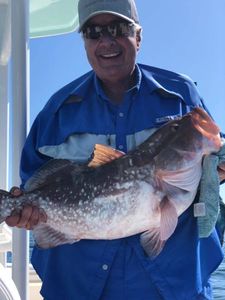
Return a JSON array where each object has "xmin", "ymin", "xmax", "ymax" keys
[
  {"xmin": 6, "ymin": 0, "xmax": 224, "ymax": 299},
  {"xmin": 81, "ymin": 12, "xmax": 141, "ymax": 103}
]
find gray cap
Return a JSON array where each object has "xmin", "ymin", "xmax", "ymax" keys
[{"xmin": 78, "ymin": 0, "xmax": 139, "ymax": 32}]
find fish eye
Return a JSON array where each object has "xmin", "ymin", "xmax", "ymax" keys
[{"xmin": 171, "ymin": 123, "xmax": 179, "ymax": 132}]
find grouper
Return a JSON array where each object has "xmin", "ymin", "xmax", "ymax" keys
[{"xmin": 0, "ymin": 107, "xmax": 222, "ymax": 257}]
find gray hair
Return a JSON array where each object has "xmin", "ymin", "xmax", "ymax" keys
[{"xmin": 135, "ymin": 24, "xmax": 142, "ymax": 42}]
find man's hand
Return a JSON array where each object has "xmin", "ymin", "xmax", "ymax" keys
[
  {"xmin": 5, "ymin": 187, "xmax": 47, "ymax": 230},
  {"xmin": 218, "ymin": 162, "xmax": 225, "ymax": 182}
]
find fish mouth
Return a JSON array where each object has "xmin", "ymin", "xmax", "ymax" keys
[{"xmin": 190, "ymin": 107, "xmax": 221, "ymax": 150}]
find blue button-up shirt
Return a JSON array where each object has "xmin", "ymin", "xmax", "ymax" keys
[{"xmin": 21, "ymin": 64, "xmax": 223, "ymax": 300}]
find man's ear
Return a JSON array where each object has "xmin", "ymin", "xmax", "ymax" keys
[{"xmin": 136, "ymin": 28, "xmax": 142, "ymax": 51}]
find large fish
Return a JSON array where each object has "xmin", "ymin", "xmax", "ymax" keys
[{"xmin": 0, "ymin": 108, "xmax": 222, "ymax": 257}]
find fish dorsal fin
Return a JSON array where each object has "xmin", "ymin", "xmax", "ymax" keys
[
  {"xmin": 88, "ymin": 144, "xmax": 125, "ymax": 168},
  {"xmin": 24, "ymin": 159, "xmax": 77, "ymax": 192},
  {"xmin": 33, "ymin": 223, "xmax": 79, "ymax": 249},
  {"xmin": 140, "ymin": 196, "xmax": 178, "ymax": 258}
]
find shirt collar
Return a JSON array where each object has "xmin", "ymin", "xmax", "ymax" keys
[
  {"xmin": 55, "ymin": 63, "xmax": 184, "ymax": 114},
  {"xmin": 140, "ymin": 65, "xmax": 184, "ymax": 100},
  {"xmin": 94, "ymin": 64, "xmax": 142, "ymax": 102}
]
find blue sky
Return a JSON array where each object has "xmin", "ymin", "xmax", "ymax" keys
[{"xmin": 30, "ymin": 0, "xmax": 225, "ymax": 196}]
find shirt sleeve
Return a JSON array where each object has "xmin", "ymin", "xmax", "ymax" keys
[{"xmin": 20, "ymin": 115, "xmax": 50, "ymax": 188}]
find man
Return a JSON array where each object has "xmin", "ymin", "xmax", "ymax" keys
[{"xmin": 6, "ymin": 0, "xmax": 224, "ymax": 299}]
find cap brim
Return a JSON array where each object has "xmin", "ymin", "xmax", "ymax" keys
[{"xmin": 78, "ymin": 11, "xmax": 136, "ymax": 32}]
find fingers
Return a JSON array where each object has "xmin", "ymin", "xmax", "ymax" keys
[
  {"xmin": 218, "ymin": 167, "xmax": 225, "ymax": 182},
  {"xmin": 7, "ymin": 187, "xmax": 47, "ymax": 229},
  {"xmin": 17, "ymin": 205, "xmax": 37, "ymax": 229},
  {"xmin": 5, "ymin": 211, "xmax": 21, "ymax": 227},
  {"xmin": 24, "ymin": 206, "xmax": 47, "ymax": 230},
  {"xmin": 5, "ymin": 205, "xmax": 47, "ymax": 230},
  {"xmin": 218, "ymin": 162, "xmax": 225, "ymax": 182},
  {"xmin": 10, "ymin": 186, "xmax": 23, "ymax": 197}
]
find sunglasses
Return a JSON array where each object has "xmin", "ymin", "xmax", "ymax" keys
[{"xmin": 82, "ymin": 21, "xmax": 136, "ymax": 40}]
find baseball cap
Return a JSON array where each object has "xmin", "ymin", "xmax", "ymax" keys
[{"xmin": 78, "ymin": 0, "xmax": 139, "ymax": 32}]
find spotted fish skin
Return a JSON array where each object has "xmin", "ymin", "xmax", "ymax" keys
[{"xmin": 0, "ymin": 108, "xmax": 222, "ymax": 257}]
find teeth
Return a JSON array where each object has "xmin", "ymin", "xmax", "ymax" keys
[{"xmin": 101, "ymin": 53, "xmax": 119, "ymax": 58}]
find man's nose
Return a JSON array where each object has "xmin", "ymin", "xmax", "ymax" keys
[{"xmin": 98, "ymin": 32, "xmax": 116, "ymax": 43}]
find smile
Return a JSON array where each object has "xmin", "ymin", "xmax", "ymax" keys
[{"xmin": 100, "ymin": 52, "xmax": 121, "ymax": 59}]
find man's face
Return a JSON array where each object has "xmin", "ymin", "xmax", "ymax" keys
[{"xmin": 82, "ymin": 14, "xmax": 141, "ymax": 83}]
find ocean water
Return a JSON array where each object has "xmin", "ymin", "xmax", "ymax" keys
[{"xmin": 211, "ymin": 244, "xmax": 225, "ymax": 300}]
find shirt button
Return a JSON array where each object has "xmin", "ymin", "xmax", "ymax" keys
[
  {"xmin": 119, "ymin": 112, "xmax": 124, "ymax": 117},
  {"xmin": 102, "ymin": 264, "xmax": 108, "ymax": 271},
  {"xmin": 118, "ymin": 145, "xmax": 124, "ymax": 150}
]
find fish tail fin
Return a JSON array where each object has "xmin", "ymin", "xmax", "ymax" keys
[
  {"xmin": 140, "ymin": 196, "xmax": 178, "ymax": 258},
  {"xmin": 0, "ymin": 189, "xmax": 11, "ymax": 223}
]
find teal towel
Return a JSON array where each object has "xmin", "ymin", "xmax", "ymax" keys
[{"xmin": 196, "ymin": 140, "xmax": 225, "ymax": 238}]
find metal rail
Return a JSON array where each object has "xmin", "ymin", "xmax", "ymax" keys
[{"xmin": 11, "ymin": 1, "xmax": 30, "ymax": 299}]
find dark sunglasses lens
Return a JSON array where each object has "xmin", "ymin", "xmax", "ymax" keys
[
  {"xmin": 107, "ymin": 24, "xmax": 118, "ymax": 38},
  {"xmin": 82, "ymin": 25, "xmax": 101, "ymax": 39},
  {"xmin": 83, "ymin": 22, "xmax": 134, "ymax": 39}
]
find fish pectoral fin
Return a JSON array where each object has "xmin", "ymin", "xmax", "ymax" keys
[
  {"xmin": 140, "ymin": 197, "xmax": 178, "ymax": 258},
  {"xmin": 140, "ymin": 230, "xmax": 165, "ymax": 259},
  {"xmin": 159, "ymin": 196, "xmax": 178, "ymax": 240},
  {"xmin": 33, "ymin": 223, "xmax": 79, "ymax": 249},
  {"xmin": 157, "ymin": 164, "xmax": 201, "ymax": 192},
  {"xmin": 88, "ymin": 144, "xmax": 125, "ymax": 167}
]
